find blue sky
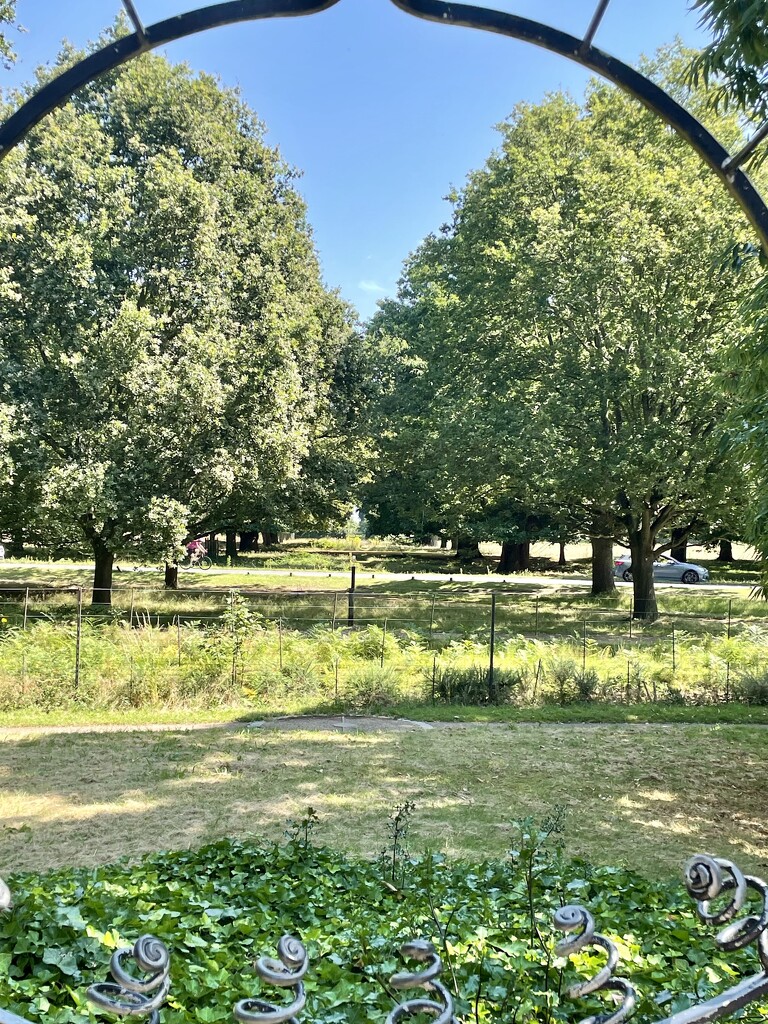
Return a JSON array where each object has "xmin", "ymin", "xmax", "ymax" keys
[{"xmin": 2, "ymin": 1, "xmax": 707, "ymax": 319}]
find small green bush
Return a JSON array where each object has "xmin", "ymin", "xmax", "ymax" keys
[{"xmin": 735, "ymin": 668, "xmax": 768, "ymax": 705}]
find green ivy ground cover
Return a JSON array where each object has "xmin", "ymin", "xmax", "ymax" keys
[{"xmin": 1, "ymin": 837, "xmax": 766, "ymax": 1024}]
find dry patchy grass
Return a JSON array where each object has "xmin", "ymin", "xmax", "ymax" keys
[{"xmin": 1, "ymin": 723, "xmax": 766, "ymax": 878}]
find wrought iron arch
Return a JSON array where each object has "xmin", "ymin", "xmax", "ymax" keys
[{"xmin": 1, "ymin": 0, "xmax": 768, "ymax": 248}]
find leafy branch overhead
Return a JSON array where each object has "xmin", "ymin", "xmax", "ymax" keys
[{"xmin": 688, "ymin": 0, "xmax": 768, "ymax": 132}]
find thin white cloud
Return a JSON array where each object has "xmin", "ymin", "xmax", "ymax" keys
[{"xmin": 358, "ymin": 279, "xmax": 388, "ymax": 293}]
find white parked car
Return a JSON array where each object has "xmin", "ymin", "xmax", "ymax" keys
[{"xmin": 613, "ymin": 553, "xmax": 709, "ymax": 584}]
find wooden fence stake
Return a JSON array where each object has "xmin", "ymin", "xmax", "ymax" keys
[{"xmin": 74, "ymin": 588, "xmax": 83, "ymax": 695}]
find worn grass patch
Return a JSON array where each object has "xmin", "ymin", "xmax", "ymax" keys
[{"xmin": 1, "ymin": 723, "xmax": 766, "ymax": 879}]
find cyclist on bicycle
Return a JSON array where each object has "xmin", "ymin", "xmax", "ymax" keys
[{"xmin": 186, "ymin": 539, "xmax": 207, "ymax": 565}]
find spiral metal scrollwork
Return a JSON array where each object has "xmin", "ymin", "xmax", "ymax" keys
[
  {"xmin": 684, "ymin": 855, "xmax": 768, "ymax": 967},
  {"xmin": 87, "ymin": 935, "xmax": 171, "ymax": 1024},
  {"xmin": 234, "ymin": 935, "xmax": 308, "ymax": 1024},
  {"xmin": 553, "ymin": 905, "xmax": 636, "ymax": 1024},
  {"xmin": 386, "ymin": 939, "xmax": 457, "ymax": 1024}
]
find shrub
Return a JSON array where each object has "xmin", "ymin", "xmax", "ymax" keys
[
  {"xmin": 432, "ymin": 664, "xmax": 527, "ymax": 704},
  {"xmin": 734, "ymin": 668, "xmax": 768, "ymax": 705}
]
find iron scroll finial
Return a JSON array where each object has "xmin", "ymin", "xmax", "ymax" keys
[
  {"xmin": 233, "ymin": 934, "xmax": 308, "ymax": 1024},
  {"xmin": 556, "ymin": 854, "xmax": 768, "ymax": 1024},
  {"xmin": 554, "ymin": 905, "xmax": 637, "ymax": 1024},
  {"xmin": 87, "ymin": 935, "xmax": 171, "ymax": 1024},
  {"xmin": 386, "ymin": 939, "xmax": 457, "ymax": 1024}
]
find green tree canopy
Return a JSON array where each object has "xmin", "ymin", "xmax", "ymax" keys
[
  {"xmin": 365, "ymin": 48, "xmax": 755, "ymax": 617},
  {"xmin": 0, "ymin": 36, "xmax": 361, "ymax": 602}
]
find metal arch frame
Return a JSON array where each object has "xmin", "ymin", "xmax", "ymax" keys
[{"xmin": 1, "ymin": 0, "xmax": 768, "ymax": 248}]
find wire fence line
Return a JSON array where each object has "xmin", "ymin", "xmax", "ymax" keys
[
  {"xmin": 0, "ymin": 583, "xmax": 762, "ymax": 646},
  {"xmin": 0, "ymin": 583, "xmax": 765, "ymax": 710}
]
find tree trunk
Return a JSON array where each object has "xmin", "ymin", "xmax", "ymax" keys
[
  {"xmin": 262, "ymin": 529, "xmax": 279, "ymax": 548},
  {"xmin": 239, "ymin": 531, "xmax": 258, "ymax": 552},
  {"xmin": 92, "ymin": 539, "xmax": 114, "ymax": 606},
  {"xmin": 590, "ymin": 536, "xmax": 616, "ymax": 596},
  {"xmin": 9, "ymin": 528, "xmax": 23, "ymax": 557},
  {"xmin": 558, "ymin": 540, "xmax": 567, "ymax": 567},
  {"xmin": 207, "ymin": 532, "xmax": 218, "ymax": 558},
  {"xmin": 518, "ymin": 540, "xmax": 530, "ymax": 570},
  {"xmin": 164, "ymin": 562, "xmax": 179, "ymax": 590},
  {"xmin": 454, "ymin": 534, "xmax": 482, "ymax": 561},
  {"xmin": 497, "ymin": 540, "xmax": 529, "ymax": 573},
  {"xmin": 440, "ymin": 536, "xmax": 449, "ymax": 549},
  {"xmin": 225, "ymin": 530, "xmax": 238, "ymax": 561},
  {"xmin": 717, "ymin": 539, "xmax": 735, "ymax": 562},
  {"xmin": 670, "ymin": 528, "xmax": 688, "ymax": 562},
  {"xmin": 629, "ymin": 514, "xmax": 658, "ymax": 621}
]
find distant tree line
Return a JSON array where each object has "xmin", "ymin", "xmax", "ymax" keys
[{"xmin": 1, "ymin": 23, "xmax": 767, "ymax": 621}]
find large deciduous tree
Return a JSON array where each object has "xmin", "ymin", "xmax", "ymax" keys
[
  {"xmin": 365, "ymin": 49, "xmax": 754, "ymax": 618},
  {"xmin": 0, "ymin": 37, "xmax": 358, "ymax": 603}
]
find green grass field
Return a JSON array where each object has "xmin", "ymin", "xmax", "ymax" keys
[{"xmin": 1, "ymin": 721, "xmax": 765, "ymax": 877}]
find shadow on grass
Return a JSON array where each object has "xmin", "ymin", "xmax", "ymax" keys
[{"xmin": 1, "ymin": 719, "xmax": 767, "ymax": 878}]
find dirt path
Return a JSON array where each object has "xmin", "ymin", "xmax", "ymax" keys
[
  {"xmin": 0, "ymin": 714, "xmax": 729, "ymax": 738},
  {"xmin": 0, "ymin": 715, "xmax": 463, "ymax": 737}
]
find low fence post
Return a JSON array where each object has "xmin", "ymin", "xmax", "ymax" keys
[
  {"xmin": 22, "ymin": 587, "xmax": 28, "ymax": 630},
  {"xmin": 582, "ymin": 617, "xmax": 587, "ymax": 672},
  {"xmin": 279, "ymin": 618, "xmax": 284, "ymax": 671},
  {"xmin": 129, "ymin": 587, "xmax": 135, "ymax": 628},
  {"xmin": 74, "ymin": 587, "xmax": 83, "ymax": 695},
  {"xmin": 176, "ymin": 616, "xmax": 182, "ymax": 668},
  {"xmin": 429, "ymin": 593, "xmax": 436, "ymax": 649},
  {"xmin": 331, "ymin": 592, "xmax": 338, "ymax": 631},
  {"xmin": 488, "ymin": 593, "xmax": 496, "ymax": 701},
  {"xmin": 347, "ymin": 565, "xmax": 356, "ymax": 627},
  {"xmin": 629, "ymin": 600, "xmax": 633, "ymax": 640},
  {"xmin": 672, "ymin": 627, "xmax": 676, "ymax": 672},
  {"xmin": 727, "ymin": 598, "xmax": 732, "ymax": 640},
  {"xmin": 534, "ymin": 595, "xmax": 539, "ymax": 638}
]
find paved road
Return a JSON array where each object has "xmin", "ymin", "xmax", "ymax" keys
[{"xmin": 0, "ymin": 559, "xmax": 753, "ymax": 594}]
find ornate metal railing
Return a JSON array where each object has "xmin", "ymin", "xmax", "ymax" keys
[
  {"xmin": 1, "ymin": 1, "xmax": 768, "ymax": 250},
  {"xmin": 1, "ymin": 853, "xmax": 767, "ymax": 1024}
]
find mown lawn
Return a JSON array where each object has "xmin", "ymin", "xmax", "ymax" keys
[{"xmin": 1, "ymin": 722, "xmax": 766, "ymax": 878}]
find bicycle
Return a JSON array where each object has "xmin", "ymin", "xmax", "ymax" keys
[
  {"xmin": 159, "ymin": 554, "xmax": 213, "ymax": 571},
  {"xmin": 183, "ymin": 553, "xmax": 212, "ymax": 570}
]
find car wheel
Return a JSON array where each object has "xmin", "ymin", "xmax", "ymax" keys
[
  {"xmin": 681, "ymin": 569, "xmax": 699, "ymax": 584},
  {"xmin": 622, "ymin": 569, "xmax": 633, "ymax": 582}
]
